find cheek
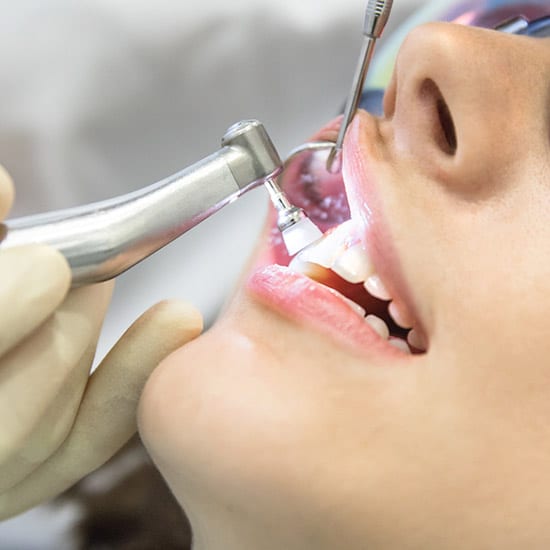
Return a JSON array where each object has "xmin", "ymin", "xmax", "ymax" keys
[
  {"xmin": 140, "ymin": 312, "xmax": 539, "ymax": 545},
  {"xmin": 138, "ymin": 323, "xmax": 335, "ymax": 504},
  {"xmin": 386, "ymin": 157, "xmax": 550, "ymax": 360},
  {"xmin": 139, "ymin": 312, "xmax": 423, "ymax": 533}
]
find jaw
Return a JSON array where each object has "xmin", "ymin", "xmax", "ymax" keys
[{"xmin": 140, "ymin": 288, "xmax": 550, "ymax": 550}]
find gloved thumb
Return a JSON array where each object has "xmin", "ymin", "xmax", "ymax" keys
[
  {"xmin": 0, "ymin": 299, "xmax": 203, "ymax": 517},
  {"xmin": 0, "ymin": 164, "xmax": 14, "ymax": 221}
]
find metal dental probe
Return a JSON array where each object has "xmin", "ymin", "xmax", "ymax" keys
[
  {"xmin": 258, "ymin": 1, "xmax": 396, "ymax": 254},
  {"xmin": 326, "ymin": 0, "xmax": 393, "ymax": 173}
]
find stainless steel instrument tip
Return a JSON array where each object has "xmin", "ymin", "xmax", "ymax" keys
[
  {"xmin": 364, "ymin": 0, "xmax": 394, "ymax": 38},
  {"xmin": 264, "ymin": 178, "xmax": 323, "ymax": 256},
  {"xmin": 326, "ymin": 0, "xmax": 393, "ymax": 173}
]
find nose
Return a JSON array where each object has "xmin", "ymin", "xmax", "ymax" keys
[{"xmin": 385, "ymin": 22, "xmax": 546, "ymax": 198}]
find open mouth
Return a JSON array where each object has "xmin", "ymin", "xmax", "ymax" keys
[
  {"xmin": 288, "ymin": 220, "xmax": 425, "ymax": 354},
  {"xmin": 253, "ymin": 120, "xmax": 427, "ymax": 356}
]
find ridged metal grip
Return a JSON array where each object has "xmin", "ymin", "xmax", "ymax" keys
[
  {"xmin": 326, "ymin": 0, "xmax": 393, "ymax": 172},
  {"xmin": 364, "ymin": 0, "xmax": 393, "ymax": 38}
]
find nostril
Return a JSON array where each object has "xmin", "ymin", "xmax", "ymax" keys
[
  {"xmin": 420, "ymin": 79, "xmax": 457, "ymax": 156},
  {"xmin": 436, "ymin": 96, "xmax": 457, "ymax": 154}
]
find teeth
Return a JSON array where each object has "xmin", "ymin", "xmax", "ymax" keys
[
  {"xmin": 342, "ymin": 297, "xmax": 367, "ymax": 317},
  {"xmin": 388, "ymin": 301, "xmax": 414, "ymax": 330},
  {"xmin": 293, "ymin": 220, "xmax": 375, "ymax": 284},
  {"xmin": 296, "ymin": 232, "xmax": 340, "ymax": 269},
  {"xmin": 331, "ymin": 243, "xmax": 374, "ymax": 284},
  {"xmin": 325, "ymin": 286, "xmax": 367, "ymax": 317},
  {"xmin": 388, "ymin": 337, "xmax": 412, "ymax": 354},
  {"xmin": 365, "ymin": 315, "xmax": 390, "ymax": 340},
  {"xmin": 288, "ymin": 255, "xmax": 319, "ymax": 277},
  {"xmin": 295, "ymin": 220, "xmax": 359, "ymax": 270},
  {"xmin": 407, "ymin": 329, "xmax": 427, "ymax": 351},
  {"xmin": 293, "ymin": 220, "xmax": 395, "ymax": 298},
  {"xmin": 289, "ymin": 220, "xmax": 428, "ymax": 354},
  {"xmin": 364, "ymin": 274, "xmax": 392, "ymax": 301}
]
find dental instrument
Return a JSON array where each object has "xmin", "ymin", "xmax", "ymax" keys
[
  {"xmin": 0, "ymin": 0, "xmax": 399, "ymax": 277},
  {"xmin": 495, "ymin": 14, "xmax": 550, "ymax": 37},
  {"xmin": 264, "ymin": 177, "xmax": 323, "ymax": 257},
  {"xmin": 326, "ymin": 0, "xmax": 393, "ymax": 173},
  {"xmin": 1, "ymin": 120, "xmax": 322, "ymax": 286}
]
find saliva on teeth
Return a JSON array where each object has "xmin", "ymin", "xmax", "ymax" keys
[{"xmin": 289, "ymin": 220, "xmax": 425, "ymax": 354}]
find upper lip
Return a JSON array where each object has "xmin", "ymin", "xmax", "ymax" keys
[{"xmin": 342, "ymin": 110, "xmax": 425, "ymax": 341}]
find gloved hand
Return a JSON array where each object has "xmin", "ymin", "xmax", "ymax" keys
[{"xmin": 0, "ymin": 165, "xmax": 203, "ymax": 519}]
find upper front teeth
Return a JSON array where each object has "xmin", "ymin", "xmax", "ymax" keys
[
  {"xmin": 289, "ymin": 220, "xmax": 398, "ymax": 309},
  {"xmin": 289, "ymin": 219, "xmax": 426, "ymax": 352},
  {"xmin": 290, "ymin": 219, "xmax": 374, "ymax": 284},
  {"xmin": 332, "ymin": 243, "xmax": 374, "ymax": 284},
  {"xmin": 364, "ymin": 274, "xmax": 392, "ymax": 301}
]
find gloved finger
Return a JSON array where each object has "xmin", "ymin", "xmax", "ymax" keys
[
  {"xmin": 0, "ymin": 282, "xmax": 113, "ymax": 493},
  {"xmin": 0, "ymin": 164, "xmax": 14, "ymax": 220},
  {"xmin": 0, "ymin": 300, "xmax": 202, "ymax": 520},
  {"xmin": 0, "ymin": 245, "xmax": 71, "ymax": 357}
]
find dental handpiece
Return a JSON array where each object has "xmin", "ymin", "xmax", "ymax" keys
[
  {"xmin": 326, "ymin": 0, "xmax": 393, "ymax": 172},
  {"xmin": 0, "ymin": 120, "xmax": 291, "ymax": 286},
  {"xmin": 264, "ymin": 178, "xmax": 323, "ymax": 257}
]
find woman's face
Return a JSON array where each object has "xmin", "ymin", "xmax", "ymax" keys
[{"xmin": 139, "ymin": 23, "xmax": 550, "ymax": 549}]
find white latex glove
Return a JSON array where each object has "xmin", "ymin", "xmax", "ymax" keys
[{"xmin": 0, "ymin": 165, "xmax": 203, "ymax": 519}]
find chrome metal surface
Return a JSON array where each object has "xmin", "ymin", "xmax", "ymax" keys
[
  {"xmin": 2, "ymin": 120, "xmax": 282, "ymax": 286},
  {"xmin": 363, "ymin": 0, "xmax": 394, "ymax": 39},
  {"xmin": 495, "ymin": 15, "xmax": 529, "ymax": 34},
  {"xmin": 285, "ymin": 140, "xmax": 336, "ymax": 166},
  {"xmin": 277, "ymin": 206, "xmax": 306, "ymax": 233},
  {"xmin": 326, "ymin": 0, "xmax": 393, "ymax": 172}
]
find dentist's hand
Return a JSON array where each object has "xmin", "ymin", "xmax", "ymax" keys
[{"xmin": 0, "ymin": 165, "xmax": 203, "ymax": 519}]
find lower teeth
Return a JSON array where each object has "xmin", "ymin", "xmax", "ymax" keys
[
  {"xmin": 287, "ymin": 224, "xmax": 424, "ymax": 353},
  {"xmin": 365, "ymin": 314, "xmax": 390, "ymax": 340},
  {"xmin": 388, "ymin": 337, "xmax": 412, "ymax": 354},
  {"xmin": 407, "ymin": 329, "xmax": 426, "ymax": 351}
]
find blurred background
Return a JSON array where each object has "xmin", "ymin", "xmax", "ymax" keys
[{"xmin": 0, "ymin": 0, "xmax": 421, "ymax": 547}]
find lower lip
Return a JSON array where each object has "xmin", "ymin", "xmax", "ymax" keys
[{"xmin": 247, "ymin": 265, "xmax": 409, "ymax": 360}]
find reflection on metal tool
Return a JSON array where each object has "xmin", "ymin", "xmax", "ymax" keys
[
  {"xmin": 1, "ymin": 120, "xmax": 288, "ymax": 286},
  {"xmin": 326, "ymin": 0, "xmax": 393, "ymax": 173},
  {"xmin": 264, "ymin": 177, "xmax": 323, "ymax": 257}
]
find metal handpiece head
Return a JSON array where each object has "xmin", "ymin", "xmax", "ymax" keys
[
  {"xmin": 222, "ymin": 120, "xmax": 283, "ymax": 191},
  {"xmin": 364, "ymin": 0, "xmax": 393, "ymax": 39},
  {"xmin": 264, "ymin": 177, "xmax": 323, "ymax": 257}
]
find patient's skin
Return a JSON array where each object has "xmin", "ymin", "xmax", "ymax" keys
[{"xmin": 139, "ymin": 23, "xmax": 550, "ymax": 549}]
